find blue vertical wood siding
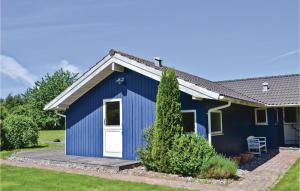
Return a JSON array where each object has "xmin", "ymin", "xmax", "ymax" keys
[
  {"xmin": 66, "ymin": 68, "xmax": 280, "ymax": 159},
  {"xmin": 66, "ymin": 69, "xmax": 207, "ymax": 160},
  {"xmin": 210, "ymin": 103, "xmax": 279, "ymax": 155},
  {"xmin": 208, "ymin": 103, "xmax": 255, "ymax": 155},
  {"xmin": 180, "ymin": 93, "xmax": 207, "ymax": 137},
  {"xmin": 253, "ymin": 108, "xmax": 278, "ymax": 148}
]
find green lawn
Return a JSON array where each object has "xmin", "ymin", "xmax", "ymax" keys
[
  {"xmin": 39, "ymin": 130, "xmax": 65, "ymax": 144},
  {"xmin": 0, "ymin": 130, "xmax": 64, "ymax": 159},
  {"xmin": 271, "ymin": 158, "xmax": 300, "ymax": 191},
  {"xmin": 0, "ymin": 164, "xmax": 186, "ymax": 191}
]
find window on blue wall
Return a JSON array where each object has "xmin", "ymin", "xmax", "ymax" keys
[
  {"xmin": 181, "ymin": 110, "xmax": 196, "ymax": 133},
  {"xmin": 211, "ymin": 111, "xmax": 223, "ymax": 135},
  {"xmin": 255, "ymin": 108, "xmax": 268, "ymax": 125}
]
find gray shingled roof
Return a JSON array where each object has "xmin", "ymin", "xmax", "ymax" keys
[
  {"xmin": 110, "ymin": 49, "xmax": 262, "ymax": 104},
  {"xmin": 45, "ymin": 49, "xmax": 299, "ymax": 110},
  {"xmin": 217, "ymin": 74, "xmax": 300, "ymax": 106}
]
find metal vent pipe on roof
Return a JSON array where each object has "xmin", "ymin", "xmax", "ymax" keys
[{"xmin": 154, "ymin": 57, "xmax": 162, "ymax": 67}]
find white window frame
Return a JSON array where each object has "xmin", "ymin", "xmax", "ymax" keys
[
  {"xmin": 181, "ymin": 110, "xmax": 197, "ymax": 133},
  {"xmin": 255, "ymin": 108, "xmax": 268, "ymax": 125},
  {"xmin": 210, "ymin": 110, "xmax": 223, "ymax": 136},
  {"xmin": 283, "ymin": 107, "xmax": 299, "ymax": 124}
]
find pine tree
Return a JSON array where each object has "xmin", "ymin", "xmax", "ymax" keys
[{"xmin": 151, "ymin": 68, "xmax": 183, "ymax": 172}]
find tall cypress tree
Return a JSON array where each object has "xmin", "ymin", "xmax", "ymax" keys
[{"xmin": 152, "ymin": 68, "xmax": 183, "ymax": 172}]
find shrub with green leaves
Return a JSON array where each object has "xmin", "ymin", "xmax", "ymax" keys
[
  {"xmin": 202, "ymin": 154, "xmax": 237, "ymax": 179},
  {"xmin": 138, "ymin": 68, "xmax": 237, "ymax": 179},
  {"xmin": 139, "ymin": 129, "xmax": 237, "ymax": 178},
  {"xmin": 137, "ymin": 127, "xmax": 156, "ymax": 170},
  {"xmin": 169, "ymin": 133, "xmax": 217, "ymax": 176},
  {"xmin": 0, "ymin": 104, "xmax": 8, "ymax": 121},
  {"xmin": 10, "ymin": 104, "xmax": 33, "ymax": 117},
  {"xmin": 0, "ymin": 126, "xmax": 8, "ymax": 150},
  {"xmin": 3, "ymin": 115, "xmax": 39, "ymax": 149},
  {"xmin": 151, "ymin": 68, "xmax": 183, "ymax": 172}
]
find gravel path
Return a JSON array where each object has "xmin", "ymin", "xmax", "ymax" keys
[
  {"xmin": 228, "ymin": 149, "xmax": 300, "ymax": 191},
  {"xmin": 1, "ymin": 148, "xmax": 299, "ymax": 191}
]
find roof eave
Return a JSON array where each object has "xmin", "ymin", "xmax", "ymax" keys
[
  {"xmin": 220, "ymin": 96, "xmax": 265, "ymax": 107},
  {"xmin": 266, "ymin": 103, "xmax": 300, "ymax": 107},
  {"xmin": 44, "ymin": 52, "xmax": 222, "ymax": 111},
  {"xmin": 44, "ymin": 53, "xmax": 113, "ymax": 111}
]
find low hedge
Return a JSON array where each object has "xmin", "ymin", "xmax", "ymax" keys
[
  {"xmin": 169, "ymin": 133, "xmax": 216, "ymax": 176},
  {"xmin": 202, "ymin": 154, "xmax": 237, "ymax": 179}
]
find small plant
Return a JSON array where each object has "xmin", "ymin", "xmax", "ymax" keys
[
  {"xmin": 202, "ymin": 154, "xmax": 237, "ymax": 179},
  {"xmin": 240, "ymin": 152, "xmax": 254, "ymax": 163},
  {"xmin": 53, "ymin": 138, "xmax": 61, "ymax": 142},
  {"xmin": 3, "ymin": 114, "xmax": 39, "ymax": 149},
  {"xmin": 231, "ymin": 155, "xmax": 242, "ymax": 166}
]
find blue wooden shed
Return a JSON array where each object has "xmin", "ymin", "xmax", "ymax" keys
[{"xmin": 45, "ymin": 49, "xmax": 300, "ymax": 160}]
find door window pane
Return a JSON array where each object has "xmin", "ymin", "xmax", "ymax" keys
[
  {"xmin": 182, "ymin": 112, "xmax": 195, "ymax": 133},
  {"xmin": 106, "ymin": 101, "xmax": 120, "ymax": 125}
]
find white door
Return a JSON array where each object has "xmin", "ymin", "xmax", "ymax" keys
[
  {"xmin": 103, "ymin": 99, "xmax": 122, "ymax": 158},
  {"xmin": 283, "ymin": 107, "xmax": 299, "ymax": 145}
]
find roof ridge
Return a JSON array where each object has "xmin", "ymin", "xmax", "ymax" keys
[
  {"xmin": 109, "ymin": 49, "xmax": 157, "ymax": 67},
  {"xmin": 45, "ymin": 49, "xmax": 300, "ymax": 110},
  {"xmin": 216, "ymin": 73, "xmax": 300, "ymax": 83},
  {"xmin": 111, "ymin": 49, "xmax": 263, "ymax": 104}
]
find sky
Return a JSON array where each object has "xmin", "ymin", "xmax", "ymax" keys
[{"xmin": 1, "ymin": 0, "xmax": 299, "ymax": 98}]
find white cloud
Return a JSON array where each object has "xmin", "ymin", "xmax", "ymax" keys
[
  {"xmin": 269, "ymin": 49, "xmax": 300, "ymax": 62},
  {"xmin": 0, "ymin": 55, "xmax": 36, "ymax": 86},
  {"xmin": 60, "ymin": 59, "xmax": 80, "ymax": 74}
]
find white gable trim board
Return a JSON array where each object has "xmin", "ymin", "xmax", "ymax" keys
[
  {"xmin": 44, "ymin": 54, "xmax": 113, "ymax": 110},
  {"xmin": 44, "ymin": 53, "xmax": 225, "ymax": 111}
]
